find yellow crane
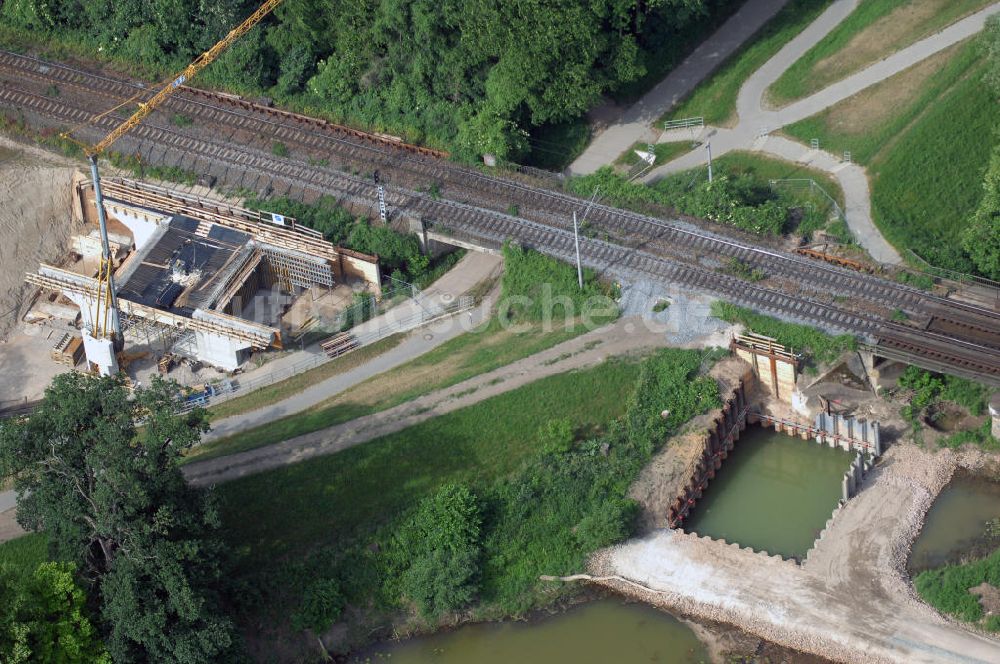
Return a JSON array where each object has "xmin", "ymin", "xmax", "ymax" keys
[{"xmin": 68, "ymin": 0, "xmax": 284, "ymax": 348}]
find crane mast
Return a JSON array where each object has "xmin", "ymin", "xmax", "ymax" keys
[{"xmin": 77, "ymin": 0, "xmax": 284, "ymax": 354}]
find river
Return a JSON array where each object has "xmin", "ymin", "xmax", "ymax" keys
[
  {"xmin": 909, "ymin": 470, "xmax": 1000, "ymax": 574},
  {"xmin": 356, "ymin": 598, "xmax": 710, "ymax": 663}
]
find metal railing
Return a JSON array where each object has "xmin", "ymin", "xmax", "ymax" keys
[
  {"xmin": 663, "ymin": 116, "xmax": 704, "ymax": 131},
  {"xmin": 769, "ymin": 178, "xmax": 846, "ymax": 223},
  {"xmin": 904, "ymin": 249, "xmax": 1000, "ymax": 292}
]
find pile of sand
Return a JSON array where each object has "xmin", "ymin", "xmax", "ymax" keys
[{"xmin": 0, "ymin": 139, "xmax": 81, "ymax": 340}]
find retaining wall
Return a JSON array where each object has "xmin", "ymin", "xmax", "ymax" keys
[{"xmin": 666, "ymin": 378, "xmax": 750, "ymax": 528}]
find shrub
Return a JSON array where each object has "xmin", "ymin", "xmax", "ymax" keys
[
  {"xmin": 388, "ymin": 484, "xmax": 482, "ymax": 618},
  {"xmin": 291, "ymin": 578, "xmax": 345, "ymax": 633},
  {"xmin": 271, "ymin": 141, "xmax": 289, "ymax": 157},
  {"xmin": 538, "ymin": 419, "xmax": 574, "ymax": 455}
]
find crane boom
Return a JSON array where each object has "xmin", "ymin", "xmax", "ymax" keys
[
  {"xmin": 69, "ymin": 0, "xmax": 284, "ymax": 373},
  {"xmin": 89, "ymin": 0, "xmax": 283, "ymax": 156}
]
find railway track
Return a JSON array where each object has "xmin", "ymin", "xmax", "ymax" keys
[{"xmin": 2, "ymin": 53, "xmax": 1000, "ymax": 384}]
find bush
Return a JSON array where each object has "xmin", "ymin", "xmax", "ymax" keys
[
  {"xmin": 499, "ymin": 243, "xmax": 618, "ymax": 324},
  {"xmin": 538, "ymin": 419, "xmax": 574, "ymax": 455},
  {"xmin": 388, "ymin": 484, "xmax": 482, "ymax": 618},
  {"xmin": 348, "ymin": 221, "xmax": 429, "ymax": 279},
  {"xmin": 291, "ymin": 578, "xmax": 345, "ymax": 633},
  {"xmin": 567, "ymin": 168, "xmax": 790, "ymax": 237}
]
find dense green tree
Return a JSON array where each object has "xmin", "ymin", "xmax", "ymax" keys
[
  {"xmin": 0, "ymin": 562, "xmax": 109, "ymax": 663},
  {"xmin": 962, "ymin": 149, "xmax": 1000, "ymax": 280},
  {"xmin": 0, "ymin": 373, "xmax": 238, "ymax": 663},
  {"xmin": 0, "ymin": 0, "xmax": 714, "ymax": 158}
]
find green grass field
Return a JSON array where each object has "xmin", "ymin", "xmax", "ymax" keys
[
  {"xmin": 914, "ymin": 547, "xmax": 1000, "ymax": 626},
  {"xmin": 187, "ymin": 318, "xmax": 608, "ymax": 463},
  {"xmin": 0, "ymin": 533, "xmax": 49, "ymax": 583},
  {"xmin": 615, "ymin": 141, "xmax": 695, "ymax": 168},
  {"xmin": 785, "ymin": 39, "xmax": 995, "ymax": 272},
  {"xmin": 711, "ymin": 301, "xmax": 856, "ymax": 366},
  {"xmin": 215, "ymin": 358, "xmax": 643, "ymax": 564},
  {"xmin": 666, "ymin": 0, "xmax": 833, "ymax": 126},
  {"xmin": 868, "ymin": 60, "xmax": 995, "ymax": 271},
  {"xmin": 769, "ymin": 0, "xmax": 994, "ymax": 104}
]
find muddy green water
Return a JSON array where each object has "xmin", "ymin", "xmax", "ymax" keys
[
  {"xmin": 909, "ymin": 472, "xmax": 1000, "ymax": 574},
  {"xmin": 683, "ymin": 426, "xmax": 852, "ymax": 559},
  {"xmin": 357, "ymin": 599, "xmax": 709, "ymax": 663}
]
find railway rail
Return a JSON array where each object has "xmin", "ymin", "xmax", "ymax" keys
[{"xmin": 2, "ymin": 52, "xmax": 1000, "ymax": 385}]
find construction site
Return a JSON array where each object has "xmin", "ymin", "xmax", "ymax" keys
[{"xmin": 0, "ymin": 153, "xmax": 382, "ymax": 409}]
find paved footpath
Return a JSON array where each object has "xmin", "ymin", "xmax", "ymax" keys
[
  {"xmin": 184, "ymin": 317, "xmax": 669, "ymax": 486},
  {"xmin": 205, "ymin": 252, "xmax": 502, "ymax": 441},
  {"xmin": 569, "ymin": 0, "xmax": 792, "ymax": 175},
  {"xmin": 646, "ymin": 1, "xmax": 1000, "ymax": 264}
]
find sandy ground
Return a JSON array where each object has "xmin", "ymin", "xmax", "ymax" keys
[
  {"xmin": 0, "ymin": 138, "xmax": 83, "ymax": 402},
  {"xmin": 0, "ymin": 137, "xmax": 80, "ymax": 338},
  {"xmin": 590, "ymin": 443, "xmax": 1000, "ymax": 664}
]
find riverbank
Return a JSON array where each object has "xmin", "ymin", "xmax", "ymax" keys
[
  {"xmin": 350, "ymin": 588, "xmax": 834, "ymax": 664},
  {"xmin": 589, "ymin": 442, "xmax": 1000, "ymax": 663}
]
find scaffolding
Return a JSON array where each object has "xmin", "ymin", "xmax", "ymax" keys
[{"xmin": 259, "ymin": 244, "xmax": 333, "ymax": 291}]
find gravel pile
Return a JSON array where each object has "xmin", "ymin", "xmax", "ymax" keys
[
  {"xmin": 617, "ymin": 278, "xmax": 737, "ymax": 348},
  {"xmin": 585, "ymin": 443, "xmax": 1000, "ymax": 663}
]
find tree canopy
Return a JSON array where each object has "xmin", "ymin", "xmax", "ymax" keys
[
  {"xmin": 0, "ymin": 562, "xmax": 109, "ymax": 664},
  {"xmin": 963, "ymin": 17, "xmax": 1000, "ymax": 280},
  {"xmin": 0, "ymin": 373, "xmax": 238, "ymax": 663},
  {"xmin": 0, "ymin": 0, "xmax": 715, "ymax": 159}
]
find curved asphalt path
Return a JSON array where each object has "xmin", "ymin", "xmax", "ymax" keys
[{"xmin": 645, "ymin": 0, "xmax": 1000, "ymax": 265}]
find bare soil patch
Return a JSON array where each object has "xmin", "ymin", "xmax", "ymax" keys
[
  {"xmin": 819, "ymin": 42, "xmax": 959, "ymax": 136},
  {"xmin": 812, "ymin": 0, "xmax": 975, "ymax": 88},
  {"xmin": 0, "ymin": 137, "xmax": 80, "ymax": 340}
]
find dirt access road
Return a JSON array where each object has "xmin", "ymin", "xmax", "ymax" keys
[
  {"xmin": 591, "ymin": 444, "xmax": 1000, "ymax": 663},
  {"xmin": 184, "ymin": 316, "xmax": 673, "ymax": 486}
]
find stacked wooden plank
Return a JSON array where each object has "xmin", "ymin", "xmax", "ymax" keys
[{"xmin": 320, "ymin": 333, "xmax": 359, "ymax": 359}]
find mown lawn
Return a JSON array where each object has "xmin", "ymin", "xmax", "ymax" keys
[
  {"xmin": 665, "ymin": 0, "xmax": 833, "ymax": 126},
  {"xmin": 869, "ymin": 60, "xmax": 995, "ymax": 271},
  {"xmin": 769, "ymin": 0, "xmax": 995, "ymax": 104},
  {"xmin": 215, "ymin": 357, "xmax": 644, "ymax": 564},
  {"xmin": 785, "ymin": 40, "xmax": 996, "ymax": 271}
]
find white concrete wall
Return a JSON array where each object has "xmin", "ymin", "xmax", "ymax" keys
[
  {"xmin": 105, "ymin": 203, "xmax": 168, "ymax": 251},
  {"xmin": 194, "ymin": 330, "xmax": 250, "ymax": 371},
  {"xmin": 82, "ymin": 330, "xmax": 118, "ymax": 376}
]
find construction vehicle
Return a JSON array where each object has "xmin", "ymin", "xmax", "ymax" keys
[{"xmin": 62, "ymin": 0, "xmax": 284, "ymax": 373}]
